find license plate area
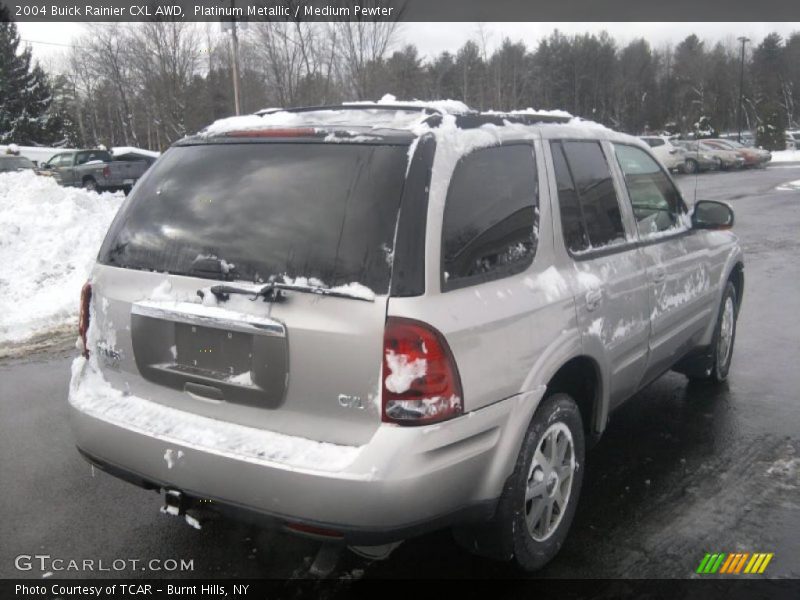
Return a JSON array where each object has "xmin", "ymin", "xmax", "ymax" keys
[{"xmin": 131, "ymin": 302, "xmax": 288, "ymax": 408}]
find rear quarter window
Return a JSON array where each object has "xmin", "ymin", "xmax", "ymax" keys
[{"xmin": 441, "ymin": 144, "xmax": 538, "ymax": 291}]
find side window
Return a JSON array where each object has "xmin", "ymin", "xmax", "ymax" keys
[
  {"xmin": 441, "ymin": 144, "xmax": 538, "ymax": 290},
  {"xmin": 552, "ymin": 141, "xmax": 625, "ymax": 252},
  {"xmin": 75, "ymin": 152, "xmax": 90, "ymax": 165},
  {"xmin": 551, "ymin": 142, "xmax": 590, "ymax": 252},
  {"xmin": 613, "ymin": 143, "xmax": 686, "ymax": 236}
]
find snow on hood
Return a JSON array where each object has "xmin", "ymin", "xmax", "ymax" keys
[{"xmin": 0, "ymin": 170, "xmax": 124, "ymax": 343}]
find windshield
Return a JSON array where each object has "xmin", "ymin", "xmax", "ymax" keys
[{"xmin": 98, "ymin": 142, "xmax": 408, "ymax": 294}]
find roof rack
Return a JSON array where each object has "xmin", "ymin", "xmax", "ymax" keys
[
  {"xmin": 422, "ymin": 112, "xmax": 572, "ymax": 128},
  {"xmin": 254, "ymin": 104, "xmax": 450, "ymax": 117}
]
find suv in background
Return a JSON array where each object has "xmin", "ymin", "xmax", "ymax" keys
[
  {"xmin": 639, "ymin": 135, "xmax": 684, "ymax": 171},
  {"xmin": 70, "ymin": 103, "xmax": 744, "ymax": 571}
]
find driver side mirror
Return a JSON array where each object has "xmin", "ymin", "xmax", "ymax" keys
[{"xmin": 692, "ymin": 200, "xmax": 734, "ymax": 230}]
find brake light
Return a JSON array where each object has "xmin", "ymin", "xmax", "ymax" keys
[
  {"xmin": 382, "ymin": 317, "xmax": 463, "ymax": 425},
  {"xmin": 226, "ymin": 128, "xmax": 317, "ymax": 138},
  {"xmin": 102, "ymin": 165, "xmax": 111, "ymax": 178},
  {"xmin": 78, "ymin": 281, "xmax": 92, "ymax": 358}
]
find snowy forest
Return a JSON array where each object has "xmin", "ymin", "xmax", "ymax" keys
[{"xmin": 2, "ymin": 9, "xmax": 800, "ymax": 151}]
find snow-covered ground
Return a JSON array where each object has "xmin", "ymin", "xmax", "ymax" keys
[
  {"xmin": 0, "ymin": 171, "xmax": 123, "ymax": 344},
  {"xmin": 770, "ymin": 149, "xmax": 800, "ymax": 163}
]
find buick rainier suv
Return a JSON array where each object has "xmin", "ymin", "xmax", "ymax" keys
[{"xmin": 70, "ymin": 102, "xmax": 744, "ymax": 571}]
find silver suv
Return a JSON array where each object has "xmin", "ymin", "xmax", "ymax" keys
[{"xmin": 69, "ymin": 103, "xmax": 744, "ymax": 571}]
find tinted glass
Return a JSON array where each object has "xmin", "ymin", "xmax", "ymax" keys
[
  {"xmin": 562, "ymin": 141, "xmax": 625, "ymax": 249},
  {"xmin": 644, "ymin": 138, "xmax": 665, "ymax": 147},
  {"xmin": 613, "ymin": 143, "xmax": 686, "ymax": 236},
  {"xmin": 0, "ymin": 156, "xmax": 34, "ymax": 171},
  {"xmin": 442, "ymin": 145, "xmax": 537, "ymax": 288},
  {"xmin": 98, "ymin": 143, "xmax": 408, "ymax": 294},
  {"xmin": 551, "ymin": 141, "xmax": 590, "ymax": 252}
]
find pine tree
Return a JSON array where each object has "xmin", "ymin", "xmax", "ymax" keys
[{"xmin": 0, "ymin": 8, "xmax": 61, "ymax": 145}]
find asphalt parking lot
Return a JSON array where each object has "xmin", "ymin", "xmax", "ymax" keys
[{"xmin": 1, "ymin": 165, "xmax": 798, "ymax": 581}]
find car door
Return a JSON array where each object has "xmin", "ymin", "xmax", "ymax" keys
[
  {"xmin": 611, "ymin": 143, "xmax": 715, "ymax": 383},
  {"xmin": 550, "ymin": 140, "xmax": 651, "ymax": 409}
]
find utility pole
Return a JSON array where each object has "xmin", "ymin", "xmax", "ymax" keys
[
  {"xmin": 230, "ymin": 0, "xmax": 241, "ymax": 116},
  {"xmin": 736, "ymin": 36, "xmax": 750, "ymax": 143}
]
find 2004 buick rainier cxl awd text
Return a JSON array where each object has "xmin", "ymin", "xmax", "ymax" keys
[{"xmin": 69, "ymin": 102, "xmax": 743, "ymax": 571}]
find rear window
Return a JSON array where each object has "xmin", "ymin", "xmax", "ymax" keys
[{"xmin": 98, "ymin": 142, "xmax": 408, "ymax": 294}]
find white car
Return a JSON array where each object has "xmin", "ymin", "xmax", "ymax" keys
[{"xmin": 639, "ymin": 136, "xmax": 684, "ymax": 171}]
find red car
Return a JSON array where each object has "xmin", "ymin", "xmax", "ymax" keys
[{"xmin": 704, "ymin": 139, "xmax": 771, "ymax": 167}]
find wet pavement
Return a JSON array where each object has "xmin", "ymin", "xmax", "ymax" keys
[{"xmin": 1, "ymin": 165, "xmax": 798, "ymax": 581}]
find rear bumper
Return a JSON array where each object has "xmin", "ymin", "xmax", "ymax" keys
[{"xmin": 69, "ymin": 357, "xmax": 541, "ymax": 544}]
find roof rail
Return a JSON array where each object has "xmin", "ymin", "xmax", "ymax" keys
[{"xmin": 254, "ymin": 104, "xmax": 449, "ymax": 117}]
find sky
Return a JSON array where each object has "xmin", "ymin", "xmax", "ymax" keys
[{"xmin": 17, "ymin": 21, "xmax": 800, "ymax": 69}]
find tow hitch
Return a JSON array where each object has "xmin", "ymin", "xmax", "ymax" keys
[{"xmin": 160, "ymin": 489, "xmax": 204, "ymax": 530}]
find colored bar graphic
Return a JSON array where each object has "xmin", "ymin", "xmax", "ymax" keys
[
  {"xmin": 720, "ymin": 553, "xmax": 736, "ymax": 574},
  {"xmin": 697, "ymin": 552, "xmax": 773, "ymax": 575},
  {"xmin": 758, "ymin": 554, "xmax": 774, "ymax": 573},
  {"xmin": 697, "ymin": 553, "xmax": 712, "ymax": 574}
]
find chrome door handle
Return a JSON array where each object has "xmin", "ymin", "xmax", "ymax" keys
[{"xmin": 586, "ymin": 289, "xmax": 603, "ymax": 311}]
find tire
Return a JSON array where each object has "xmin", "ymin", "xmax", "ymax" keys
[
  {"xmin": 83, "ymin": 178, "xmax": 97, "ymax": 192},
  {"xmin": 456, "ymin": 394, "xmax": 585, "ymax": 571},
  {"xmin": 684, "ymin": 158, "xmax": 698, "ymax": 174},
  {"xmin": 687, "ymin": 281, "xmax": 738, "ymax": 384}
]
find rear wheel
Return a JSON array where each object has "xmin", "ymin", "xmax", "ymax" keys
[
  {"xmin": 83, "ymin": 177, "xmax": 97, "ymax": 192},
  {"xmin": 456, "ymin": 394, "xmax": 585, "ymax": 571},
  {"xmin": 684, "ymin": 158, "xmax": 698, "ymax": 174}
]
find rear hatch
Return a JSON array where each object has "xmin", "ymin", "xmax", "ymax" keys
[{"xmin": 91, "ymin": 139, "xmax": 409, "ymax": 446}]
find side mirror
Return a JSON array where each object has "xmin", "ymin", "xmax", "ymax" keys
[{"xmin": 692, "ymin": 200, "xmax": 734, "ymax": 230}]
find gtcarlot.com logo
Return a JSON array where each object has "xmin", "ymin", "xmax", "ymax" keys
[{"xmin": 696, "ymin": 552, "xmax": 774, "ymax": 575}]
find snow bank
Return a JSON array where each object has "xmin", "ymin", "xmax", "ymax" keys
[
  {"xmin": 0, "ymin": 170, "xmax": 123, "ymax": 343},
  {"xmin": 770, "ymin": 149, "xmax": 800, "ymax": 163}
]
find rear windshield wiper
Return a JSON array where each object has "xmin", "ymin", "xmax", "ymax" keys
[{"xmin": 198, "ymin": 281, "xmax": 374, "ymax": 303}]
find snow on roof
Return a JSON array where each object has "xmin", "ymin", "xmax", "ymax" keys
[
  {"xmin": 199, "ymin": 95, "xmax": 616, "ymax": 141},
  {"xmin": 111, "ymin": 146, "xmax": 161, "ymax": 158},
  {"xmin": 343, "ymin": 93, "xmax": 472, "ymax": 115}
]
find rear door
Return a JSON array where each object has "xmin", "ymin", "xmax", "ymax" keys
[
  {"xmin": 550, "ymin": 140, "xmax": 651, "ymax": 408},
  {"xmin": 92, "ymin": 140, "xmax": 410, "ymax": 446},
  {"xmin": 611, "ymin": 143, "xmax": 715, "ymax": 382}
]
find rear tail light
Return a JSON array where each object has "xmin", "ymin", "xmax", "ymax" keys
[
  {"xmin": 102, "ymin": 165, "xmax": 111, "ymax": 178},
  {"xmin": 78, "ymin": 281, "xmax": 92, "ymax": 358},
  {"xmin": 382, "ymin": 317, "xmax": 463, "ymax": 425}
]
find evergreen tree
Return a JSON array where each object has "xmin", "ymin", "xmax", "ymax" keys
[{"xmin": 0, "ymin": 8, "xmax": 61, "ymax": 144}]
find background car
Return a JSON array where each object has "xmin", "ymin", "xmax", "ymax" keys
[
  {"xmin": 0, "ymin": 154, "xmax": 36, "ymax": 174},
  {"xmin": 705, "ymin": 139, "xmax": 771, "ymax": 167},
  {"xmin": 639, "ymin": 136, "xmax": 684, "ymax": 171},
  {"xmin": 673, "ymin": 140, "xmax": 720, "ymax": 173}
]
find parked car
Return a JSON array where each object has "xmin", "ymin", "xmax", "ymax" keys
[
  {"xmin": 785, "ymin": 130, "xmax": 800, "ymax": 150},
  {"xmin": 705, "ymin": 139, "xmax": 771, "ymax": 167},
  {"xmin": 693, "ymin": 141, "xmax": 744, "ymax": 171},
  {"xmin": 39, "ymin": 149, "xmax": 152, "ymax": 192},
  {"xmin": 639, "ymin": 135, "xmax": 684, "ymax": 171},
  {"xmin": 673, "ymin": 140, "xmax": 720, "ymax": 173},
  {"xmin": 70, "ymin": 104, "xmax": 744, "ymax": 572},
  {"xmin": 0, "ymin": 154, "xmax": 36, "ymax": 173}
]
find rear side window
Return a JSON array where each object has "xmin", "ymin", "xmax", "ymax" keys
[
  {"xmin": 441, "ymin": 144, "xmax": 538, "ymax": 290},
  {"xmin": 644, "ymin": 138, "xmax": 665, "ymax": 148},
  {"xmin": 98, "ymin": 143, "xmax": 408, "ymax": 294},
  {"xmin": 613, "ymin": 143, "xmax": 686, "ymax": 236},
  {"xmin": 551, "ymin": 141, "xmax": 625, "ymax": 253}
]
